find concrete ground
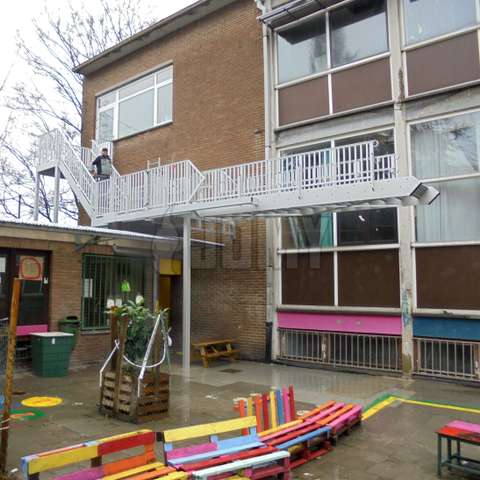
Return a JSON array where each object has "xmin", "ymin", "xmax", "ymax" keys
[{"xmin": 5, "ymin": 360, "xmax": 480, "ymax": 479}]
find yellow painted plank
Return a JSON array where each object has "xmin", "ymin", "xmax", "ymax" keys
[
  {"xmin": 362, "ymin": 397, "xmax": 396, "ymax": 421},
  {"xmin": 259, "ymin": 419, "xmax": 302, "ymax": 437},
  {"xmin": 28, "ymin": 445, "xmax": 99, "ymax": 474},
  {"xmin": 162, "ymin": 472, "xmax": 189, "ymax": 480},
  {"xmin": 102, "ymin": 462, "xmax": 164, "ymax": 480},
  {"xmin": 163, "ymin": 416, "xmax": 257, "ymax": 443},
  {"xmin": 270, "ymin": 391, "xmax": 278, "ymax": 429},
  {"xmin": 246, "ymin": 398, "xmax": 253, "ymax": 417},
  {"xmin": 98, "ymin": 429, "xmax": 153, "ymax": 444}
]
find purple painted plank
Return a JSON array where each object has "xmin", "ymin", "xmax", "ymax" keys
[
  {"xmin": 447, "ymin": 421, "xmax": 480, "ymax": 434},
  {"xmin": 54, "ymin": 465, "xmax": 103, "ymax": 480},
  {"xmin": 328, "ymin": 406, "xmax": 362, "ymax": 430},
  {"xmin": 278, "ymin": 312, "xmax": 401, "ymax": 336},
  {"xmin": 167, "ymin": 442, "xmax": 217, "ymax": 461}
]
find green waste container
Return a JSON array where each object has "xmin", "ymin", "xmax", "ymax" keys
[
  {"xmin": 31, "ymin": 332, "xmax": 75, "ymax": 377},
  {"xmin": 58, "ymin": 316, "xmax": 80, "ymax": 347}
]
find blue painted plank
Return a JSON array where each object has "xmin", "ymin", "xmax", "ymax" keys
[
  {"xmin": 216, "ymin": 434, "xmax": 259, "ymax": 449},
  {"xmin": 276, "ymin": 389, "xmax": 285, "ymax": 425},
  {"xmin": 276, "ymin": 426, "xmax": 331, "ymax": 450},
  {"xmin": 168, "ymin": 441, "xmax": 265, "ymax": 466},
  {"xmin": 413, "ymin": 317, "xmax": 480, "ymax": 341}
]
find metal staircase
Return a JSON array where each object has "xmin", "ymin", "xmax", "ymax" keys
[{"xmin": 35, "ymin": 130, "xmax": 438, "ymax": 226}]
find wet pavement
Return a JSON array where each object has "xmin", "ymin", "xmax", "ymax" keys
[{"xmin": 6, "ymin": 360, "xmax": 480, "ymax": 479}]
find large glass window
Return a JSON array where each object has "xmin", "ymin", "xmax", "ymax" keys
[
  {"xmin": 411, "ymin": 112, "xmax": 480, "ymax": 179},
  {"xmin": 330, "ymin": 0, "xmax": 388, "ymax": 68},
  {"xmin": 411, "ymin": 111, "xmax": 480, "ymax": 243},
  {"xmin": 403, "ymin": 0, "xmax": 477, "ymax": 46},
  {"xmin": 96, "ymin": 65, "xmax": 173, "ymax": 142},
  {"xmin": 277, "ymin": 15, "xmax": 327, "ymax": 83},
  {"xmin": 276, "ymin": 0, "xmax": 388, "ymax": 83},
  {"xmin": 282, "ymin": 213, "xmax": 333, "ymax": 248},
  {"xmin": 337, "ymin": 208, "xmax": 398, "ymax": 245}
]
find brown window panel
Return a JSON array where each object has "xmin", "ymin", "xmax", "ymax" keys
[
  {"xmin": 331, "ymin": 57, "xmax": 391, "ymax": 113},
  {"xmin": 278, "ymin": 75, "xmax": 329, "ymax": 126},
  {"xmin": 416, "ymin": 246, "xmax": 480, "ymax": 310},
  {"xmin": 406, "ymin": 32, "xmax": 480, "ymax": 96},
  {"xmin": 282, "ymin": 252, "xmax": 334, "ymax": 306},
  {"xmin": 338, "ymin": 249, "xmax": 399, "ymax": 308}
]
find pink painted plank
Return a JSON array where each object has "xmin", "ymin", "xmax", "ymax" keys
[
  {"xmin": 278, "ymin": 312, "xmax": 401, "ymax": 336},
  {"xmin": 308, "ymin": 403, "xmax": 345, "ymax": 423},
  {"xmin": 447, "ymin": 421, "xmax": 480, "ymax": 434},
  {"xmin": 167, "ymin": 442, "xmax": 217, "ymax": 461},
  {"xmin": 17, "ymin": 324, "xmax": 48, "ymax": 336},
  {"xmin": 328, "ymin": 406, "xmax": 362, "ymax": 430},
  {"xmin": 54, "ymin": 466, "xmax": 103, "ymax": 480},
  {"xmin": 282, "ymin": 388, "xmax": 290, "ymax": 423}
]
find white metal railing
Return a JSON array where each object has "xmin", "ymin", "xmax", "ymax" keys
[
  {"xmin": 414, "ymin": 337, "xmax": 480, "ymax": 382},
  {"xmin": 36, "ymin": 133, "xmax": 398, "ymax": 222},
  {"xmin": 278, "ymin": 328, "xmax": 402, "ymax": 372}
]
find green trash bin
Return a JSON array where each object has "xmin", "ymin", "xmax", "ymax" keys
[
  {"xmin": 31, "ymin": 332, "xmax": 75, "ymax": 377},
  {"xmin": 58, "ymin": 316, "xmax": 80, "ymax": 347}
]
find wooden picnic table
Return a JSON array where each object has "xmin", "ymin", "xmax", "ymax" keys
[
  {"xmin": 437, "ymin": 421, "xmax": 480, "ymax": 477},
  {"xmin": 192, "ymin": 339, "xmax": 239, "ymax": 368}
]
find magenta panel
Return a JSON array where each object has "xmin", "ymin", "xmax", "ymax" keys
[
  {"xmin": 16, "ymin": 324, "xmax": 48, "ymax": 336},
  {"xmin": 277, "ymin": 312, "xmax": 401, "ymax": 335}
]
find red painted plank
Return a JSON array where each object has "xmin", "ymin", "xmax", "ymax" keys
[
  {"xmin": 178, "ymin": 446, "xmax": 276, "ymax": 472},
  {"xmin": 437, "ymin": 426, "xmax": 480, "ymax": 444},
  {"xmin": 262, "ymin": 393, "xmax": 270, "ymax": 431},
  {"xmin": 266, "ymin": 423, "xmax": 325, "ymax": 447},
  {"xmin": 99, "ymin": 432, "xmax": 156, "ymax": 456},
  {"xmin": 289, "ymin": 385, "xmax": 296, "ymax": 420},
  {"xmin": 254, "ymin": 395, "xmax": 262, "ymax": 432},
  {"xmin": 103, "ymin": 452, "xmax": 156, "ymax": 476}
]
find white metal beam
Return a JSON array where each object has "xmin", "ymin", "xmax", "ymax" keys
[
  {"xmin": 182, "ymin": 215, "xmax": 191, "ymax": 372},
  {"xmin": 53, "ymin": 166, "xmax": 60, "ymax": 223}
]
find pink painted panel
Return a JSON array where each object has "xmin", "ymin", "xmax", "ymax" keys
[
  {"xmin": 278, "ymin": 312, "xmax": 401, "ymax": 335},
  {"xmin": 447, "ymin": 421, "xmax": 480, "ymax": 434},
  {"xmin": 54, "ymin": 466, "xmax": 103, "ymax": 480},
  {"xmin": 328, "ymin": 406, "xmax": 362, "ymax": 430},
  {"xmin": 309, "ymin": 403, "xmax": 345, "ymax": 423},
  {"xmin": 167, "ymin": 442, "xmax": 217, "ymax": 460},
  {"xmin": 17, "ymin": 324, "xmax": 48, "ymax": 336}
]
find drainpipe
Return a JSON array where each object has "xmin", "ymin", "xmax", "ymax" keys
[{"xmin": 257, "ymin": 0, "xmax": 277, "ymax": 363}]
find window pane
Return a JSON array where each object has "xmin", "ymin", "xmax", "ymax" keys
[
  {"xmin": 337, "ymin": 208, "xmax": 398, "ymax": 245},
  {"xmin": 282, "ymin": 213, "xmax": 333, "ymax": 248},
  {"xmin": 157, "ymin": 84, "xmax": 173, "ymax": 124},
  {"xmin": 119, "ymin": 74, "xmax": 154, "ymax": 99},
  {"xmin": 411, "ymin": 112, "xmax": 480, "ymax": 179},
  {"xmin": 330, "ymin": 0, "xmax": 388, "ymax": 68},
  {"xmin": 118, "ymin": 89, "xmax": 154, "ymax": 138},
  {"xmin": 403, "ymin": 0, "xmax": 476, "ymax": 45},
  {"xmin": 335, "ymin": 130, "xmax": 394, "ymax": 155},
  {"xmin": 416, "ymin": 178, "xmax": 480, "ymax": 242},
  {"xmin": 98, "ymin": 108, "xmax": 114, "ymax": 143},
  {"xmin": 98, "ymin": 92, "xmax": 115, "ymax": 108},
  {"xmin": 156, "ymin": 66, "xmax": 173, "ymax": 84},
  {"xmin": 277, "ymin": 15, "xmax": 327, "ymax": 83}
]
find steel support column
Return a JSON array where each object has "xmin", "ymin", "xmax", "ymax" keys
[
  {"xmin": 182, "ymin": 215, "xmax": 191, "ymax": 372},
  {"xmin": 33, "ymin": 171, "xmax": 40, "ymax": 221},
  {"xmin": 53, "ymin": 165, "xmax": 60, "ymax": 223}
]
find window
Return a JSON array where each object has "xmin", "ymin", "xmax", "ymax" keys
[
  {"xmin": 282, "ymin": 213, "xmax": 333, "ymax": 249},
  {"xmin": 411, "ymin": 111, "xmax": 480, "ymax": 242},
  {"xmin": 403, "ymin": 0, "xmax": 477, "ymax": 45},
  {"xmin": 276, "ymin": 0, "xmax": 388, "ymax": 83},
  {"xmin": 277, "ymin": 15, "xmax": 327, "ymax": 83},
  {"xmin": 96, "ymin": 65, "xmax": 173, "ymax": 142},
  {"xmin": 330, "ymin": 0, "xmax": 388, "ymax": 68},
  {"xmin": 337, "ymin": 208, "xmax": 398, "ymax": 245},
  {"xmin": 82, "ymin": 255, "xmax": 145, "ymax": 330}
]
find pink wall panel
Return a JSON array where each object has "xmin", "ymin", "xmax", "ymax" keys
[
  {"xmin": 278, "ymin": 312, "xmax": 401, "ymax": 335},
  {"xmin": 17, "ymin": 324, "xmax": 48, "ymax": 336}
]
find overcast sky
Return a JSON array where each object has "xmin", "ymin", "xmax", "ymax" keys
[{"xmin": 0, "ymin": 0, "xmax": 197, "ymax": 129}]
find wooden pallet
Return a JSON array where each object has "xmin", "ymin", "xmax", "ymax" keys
[{"xmin": 100, "ymin": 371, "xmax": 169, "ymax": 424}]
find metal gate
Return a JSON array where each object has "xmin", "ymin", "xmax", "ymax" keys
[{"xmin": 278, "ymin": 328, "xmax": 402, "ymax": 372}]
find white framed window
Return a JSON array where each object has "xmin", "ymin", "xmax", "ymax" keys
[
  {"xmin": 411, "ymin": 110, "xmax": 480, "ymax": 243},
  {"xmin": 275, "ymin": 0, "xmax": 388, "ymax": 85},
  {"xmin": 402, "ymin": 0, "xmax": 477, "ymax": 46},
  {"xmin": 96, "ymin": 65, "xmax": 173, "ymax": 142}
]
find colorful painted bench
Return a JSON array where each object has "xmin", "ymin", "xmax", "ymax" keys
[
  {"xmin": 192, "ymin": 339, "xmax": 239, "ymax": 368},
  {"xmin": 21, "ymin": 429, "xmax": 185, "ymax": 480},
  {"xmin": 160, "ymin": 416, "xmax": 291, "ymax": 479},
  {"xmin": 437, "ymin": 421, "xmax": 480, "ymax": 478},
  {"xmin": 234, "ymin": 386, "xmax": 296, "ymax": 433}
]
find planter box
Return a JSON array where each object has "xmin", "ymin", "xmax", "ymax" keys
[{"xmin": 99, "ymin": 370, "xmax": 169, "ymax": 423}]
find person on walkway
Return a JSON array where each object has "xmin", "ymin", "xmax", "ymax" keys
[{"xmin": 92, "ymin": 148, "xmax": 112, "ymax": 180}]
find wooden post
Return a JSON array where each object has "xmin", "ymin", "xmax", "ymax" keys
[
  {"xmin": 113, "ymin": 317, "xmax": 128, "ymax": 415},
  {"xmin": 0, "ymin": 278, "xmax": 21, "ymax": 474}
]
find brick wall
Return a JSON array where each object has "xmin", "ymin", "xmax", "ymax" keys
[{"xmin": 80, "ymin": 0, "xmax": 267, "ymax": 361}]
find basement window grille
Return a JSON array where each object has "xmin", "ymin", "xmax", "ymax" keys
[
  {"xmin": 278, "ymin": 328, "xmax": 402, "ymax": 372},
  {"xmin": 81, "ymin": 254, "xmax": 146, "ymax": 330},
  {"xmin": 413, "ymin": 337, "xmax": 480, "ymax": 382}
]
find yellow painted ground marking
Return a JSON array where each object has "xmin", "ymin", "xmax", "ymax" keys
[
  {"xmin": 396, "ymin": 398, "xmax": 480, "ymax": 415},
  {"xmin": 21, "ymin": 396, "xmax": 63, "ymax": 408},
  {"xmin": 362, "ymin": 396, "xmax": 397, "ymax": 421}
]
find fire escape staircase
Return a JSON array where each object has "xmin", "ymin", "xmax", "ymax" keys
[{"xmin": 36, "ymin": 130, "xmax": 438, "ymax": 227}]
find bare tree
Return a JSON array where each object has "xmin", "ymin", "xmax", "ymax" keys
[{"xmin": 0, "ymin": 0, "xmax": 155, "ymax": 221}]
